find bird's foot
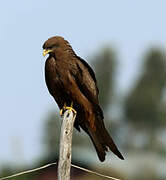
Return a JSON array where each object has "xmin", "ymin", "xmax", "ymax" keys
[
  {"xmin": 60, "ymin": 103, "xmax": 67, "ymax": 116},
  {"xmin": 60, "ymin": 102, "xmax": 76, "ymax": 116},
  {"xmin": 65, "ymin": 106, "xmax": 77, "ymax": 115}
]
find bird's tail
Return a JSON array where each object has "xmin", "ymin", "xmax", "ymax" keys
[
  {"xmin": 86, "ymin": 110, "xmax": 124, "ymax": 162},
  {"xmin": 87, "ymin": 125, "xmax": 124, "ymax": 161}
]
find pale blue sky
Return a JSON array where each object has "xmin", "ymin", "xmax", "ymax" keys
[{"xmin": 0, "ymin": 0, "xmax": 166, "ymax": 166}]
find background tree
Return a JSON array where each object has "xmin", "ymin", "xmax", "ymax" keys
[
  {"xmin": 92, "ymin": 47, "xmax": 116, "ymax": 110},
  {"xmin": 124, "ymin": 48, "xmax": 166, "ymax": 150}
]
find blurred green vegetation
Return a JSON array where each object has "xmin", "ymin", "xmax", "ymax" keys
[
  {"xmin": 125, "ymin": 49, "xmax": 166, "ymax": 129},
  {"xmin": 1, "ymin": 46, "xmax": 166, "ymax": 180}
]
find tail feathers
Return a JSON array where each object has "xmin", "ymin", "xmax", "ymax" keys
[
  {"xmin": 87, "ymin": 126, "xmax": 124, "ymax": 162},
  {"xmin": 103, "ymin": 129, "xmax": 124, "ymax": 160},
  {"xmin": 88, "ymin": 131, "xmax": 106, "ymax": 162}
]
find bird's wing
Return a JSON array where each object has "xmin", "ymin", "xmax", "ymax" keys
[{"xmin": 71, "ymin": 56, "xmax": 99, "ymax": 105}]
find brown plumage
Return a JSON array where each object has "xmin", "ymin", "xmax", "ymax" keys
[{"xmin": 42, "ymin": 36, "xmax": 124, "ymax": 162}]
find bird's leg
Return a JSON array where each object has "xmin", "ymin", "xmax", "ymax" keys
[
  {"xmin": 65, "ymin": 101, "xmax": 77, "ymax": 115},
  {"xmin": 60, "ymin": 102, "xmax": 67, "ymax": 116}
]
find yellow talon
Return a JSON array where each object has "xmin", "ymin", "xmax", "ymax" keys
[
  {"xmin": 59, "ymin": 102, "xmax": 76, "ymax": 116},
  {"xmin": 65, "ymin": 106, "xmax": 77, "ymax": 114},
  {"xmin": 60, "ymin": 103, "xmax": 66, "ymax": 116},
  {"xmin": 60, "ymin": 109, "xmax": 63, "ymax": 116}
]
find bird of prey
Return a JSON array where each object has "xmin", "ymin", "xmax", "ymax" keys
[{"xmin": 42, "ymin": 36, "xmax": 124, "ymax": 162}]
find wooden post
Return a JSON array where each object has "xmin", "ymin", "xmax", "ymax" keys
[{"xmin": 58, "ymin": 110, "xmax": 76, "ymax": 180}]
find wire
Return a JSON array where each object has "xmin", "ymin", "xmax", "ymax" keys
[{"xmin": 0, "ymin": 162, "xmax": 121, "ymax": 180}]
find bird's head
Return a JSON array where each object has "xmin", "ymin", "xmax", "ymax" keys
[{"xmin": 42, "ymin": 36, "xmax": 73, "ymax": 57}]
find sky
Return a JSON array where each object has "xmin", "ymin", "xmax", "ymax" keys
[{"xmin": 0, "ymin": 0, "xmax": 166, "ymax": 166}]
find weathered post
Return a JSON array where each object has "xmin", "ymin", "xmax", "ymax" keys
[{"xmin": 58, "ymin": 110, "xmax": 76, "ymax": 180}]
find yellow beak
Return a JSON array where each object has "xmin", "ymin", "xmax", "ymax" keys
[{"xmin": 43, "ymin": 49, "xmax": 53, "ymax": 57}]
